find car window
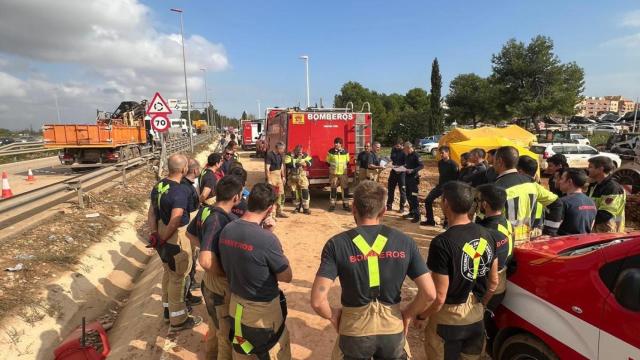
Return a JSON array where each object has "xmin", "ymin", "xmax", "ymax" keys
[
  {"xmin": 530, "ymin": 146, "xmax": 546, "ymax": 154},
  {"xmin": 599, "ymin": 254, "xmax": 640, "ymax": 312},
  {"xmin": 563, "ymin": 145, "xmax": 579, "ymax": 154},
  {"xmin": 579, "ymin": 146, "xmax": 598, "ymax": 155},
  {"xmin": 551, "ymin": 146, "xmax": 564, "ymax": 154}
]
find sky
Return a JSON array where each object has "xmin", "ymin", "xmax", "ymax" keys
[{"xmin": 1, "ymin": 0, "xmax": 640, "ymax": 129}]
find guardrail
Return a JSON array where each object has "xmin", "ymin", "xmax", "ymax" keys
[{"xmin": 0, "ymin": 141, "xmax": 60, "ymax": 157}]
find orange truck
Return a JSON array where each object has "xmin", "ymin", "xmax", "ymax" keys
[{"xmin": 43, "ymin": 101, "xmax": 152, "ymax": 165}]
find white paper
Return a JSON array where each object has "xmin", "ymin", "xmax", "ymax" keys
[
  {"xmin": 379, "ymin": 159, "xmax": 388, "ymax": 167},
  {"xmin": 393, "ymin": 165, "xmax": 407, "ymax": 172}
]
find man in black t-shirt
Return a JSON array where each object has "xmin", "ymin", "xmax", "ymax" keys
[
  {"xmin": 356, "ymin": 142, "xmax": 372, "ymax": 183},
  {"xmin": 387, "ymin": 139, "xmax": 407, "ymax": 212},
  {"xmin": 312, "ymin": 180, "xmax": 435, "ymax": 359},
  {"xmin": 421, "ymin": 146, "xmax": 458, "ymax": 227},
  {"xmin": 148, "ymin": 154, "xmax": 202, "ymax": 332},
  {"xmin": 265, "ymin": 141, "xmax": 288, "ymax": 218},
  {"xmin": 200, "ymin": 153, "xmax": 224, "ymax": 205},
  {"xmin": 186, "ymin": 176, "xmax": 243, "ymax": 359},
  {"xmin": 227, "ymin": 166, "xmax": 249, "ymax": 218},
  {"xmin": 416, "ymin": 181, "xmax": 498, "ymax": 360},
  {"xmin": 402, "ymin": 142, "xmax": 424, "ymax": 223},
  {"xmin": 219, "ymin": 183, "xmax": 292, "ymax": 358},
  {"xmin": 557, "ymin": 168, "xmax": 597, "ymax": 235}
]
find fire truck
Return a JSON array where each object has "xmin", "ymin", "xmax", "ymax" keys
[
  {"xmin": 240, "ymin": 119, "xmax": 264, "ymax": 150},
  {"xmin": 265, "ymin": 104, "xmax": 372, "ymax": 188}
]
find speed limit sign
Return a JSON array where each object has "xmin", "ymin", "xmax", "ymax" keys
[{"xmin": 151, "ymin": 115, "xmax": 170, "ymax": 132}]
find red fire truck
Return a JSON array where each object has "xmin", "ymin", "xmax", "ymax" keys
[
  {"xmin": 240, "ymin": 119, "xmax": 264, "ymax": 150},
  {"xmin": 265, "ymin": 106, "xmax": 372, "ymax": 187}
]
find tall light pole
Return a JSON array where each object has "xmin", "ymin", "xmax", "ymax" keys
[
  {"xmin": 200, "ymin": 68, "xmax": 210, "ymax": 127},
  {"xmin": 299, "ymin": 55, "xmax": 310, "ymax": 109},
  {"xmin": 257, "ymin": 100, "xmax": 261, "ymax": 119},
  {"xmin": 171, "ymin": 8, "xmax": 193, "ymax": 152},
  {"xmin": 53, "ymin": 88, "xmax": 61, "ymax": 123}
]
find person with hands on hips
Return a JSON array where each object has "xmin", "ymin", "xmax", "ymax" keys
[{"xmin": 311, "ymin": 180, "xmax": 436, "ymax": 359}]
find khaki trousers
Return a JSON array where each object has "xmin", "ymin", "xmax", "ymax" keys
[
  {"xmin": 229, "ymin": 293, "xmax": 291, "ymax": 360},
  {"xmin": 330, "ymin": 173, "xmax": 350, "ymax": 206},
  {"xmin": 159, "ymin": 223, "xmax": 192, "ymax": 326},
  {"xmin": 267, "ymin": 170, "xmax": 285, "ymax": 213},
  {"xmin": 424, "ymin": 293, "xmax": 484, "ymax": 360},
  {"xmin": 332, "ymin": 301, "xmax": 411, "ymax": 359},
  {"xmin": 202, "ymin": 274, "xmax": 233, "ymax": 360},
  {"xmin": 288, "ymin": 173, "xmax": 310, "ymax": 210}
]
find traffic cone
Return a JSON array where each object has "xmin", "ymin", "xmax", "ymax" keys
[
  {"xmin": 26, "ymin": 168, "xmax": 35, "ymax": 182},
  {"xmin": 2, "ymin": 171, "xmax": 13, "ymax": 199}
]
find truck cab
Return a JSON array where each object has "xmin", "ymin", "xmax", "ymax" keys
[{"xmin": 493, "ymin": 232, "xmax": 640, "ymax": 359}]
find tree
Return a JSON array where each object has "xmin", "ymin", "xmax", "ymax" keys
[
  {"xmin": 241, "ymin": 111, "xmax": 248, "ymax": 120},
  {"xmin": 429, "ymin": 58, "xmax": 444, "ymax": 135},
  {"xmin": 405, "ymin": 88, "xmax": 429, "ymax": 112},
  {"xmin": 334, "ymin": 81, "xmax": 389, "ymax": 142},
  {"xmin": 446, "ymin": 74, "xmax": 498, "ymax": 128},
  {"xmin": 491, "ymin": 35, "xmax": 585, "ymax": 129}
]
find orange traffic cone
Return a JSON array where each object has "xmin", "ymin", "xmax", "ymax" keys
[
  {"xmin": 2, "ymin": 171, "xmax": 13, "ymax": 199},
  {"xmin": 26, "ymin": 168, "xmax": 35, "ymax": 182}
]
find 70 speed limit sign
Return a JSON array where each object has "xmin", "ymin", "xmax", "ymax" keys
[{"xmin": 151, "ymin": 115, "xmax": 170, "ymax": 132}]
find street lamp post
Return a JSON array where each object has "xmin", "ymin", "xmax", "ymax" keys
[
  {"xmin": 299, "ymin": 55, "xmax": 310, "ymax": 109},
  {"xmin": 200, "ymin": 68, "xmax": 210, "ymax": 127},
  {"xmin": 257, "ymin": 100, "xmax": 261, "ymax": 119},
  {"xmin": 171, "ymin": 8, "xmax": 193, "ymax": 152}
]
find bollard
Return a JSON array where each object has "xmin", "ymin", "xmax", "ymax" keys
[{"xmin": 67, "ymin": 180, "xmax": 84, "ymax": 209}]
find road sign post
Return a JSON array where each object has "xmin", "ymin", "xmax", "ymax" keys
[{"xmin": 147, "ymin": 92, "xmax": 173, "ymax": 176}]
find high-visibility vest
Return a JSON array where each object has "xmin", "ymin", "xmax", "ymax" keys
[
  {"xmin": 327, "ymin": 149, "xmax": 349, "ymax": 175},
  {"xmin": 497, "ymin": 220, "xmax": 514, "ymax": 258},
  {"xmin": 285, "ymin": 152, "xmax": 312, "ymax": 175},
  {"xmin": 349, "ymin": 226, "xmax": 391, "ymax": 298},
  {"xmin": 155, "ymin": 182, "xmax": 170, "ymax": 208},
  {"xmin": 588, "ymin": 176, "xmax": 626, "ymax": 232},
  {"xmin": 232, "ymin": 304, "xmax": 254, "ymax": 353}
]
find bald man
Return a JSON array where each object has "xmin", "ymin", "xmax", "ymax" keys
[{"xmin": 149, "ymin": 154, "xmax": 203, "ymax": 332}]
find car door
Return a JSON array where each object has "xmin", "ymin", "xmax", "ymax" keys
[
  {"xmin": 578, "ymin": 145, "xmax": 599, "ymax": 168},
  {"xmin": 561, "ymin": 145, "xmax": 580, "ymax": 167},
  {"xmin": 597, "ymin": 239, "xmax": 640, "ymax": 358}
]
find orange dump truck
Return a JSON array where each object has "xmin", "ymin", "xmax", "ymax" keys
[{"xmin": 43, "ymin": 101, "xmax": 152, "ymax": 165}]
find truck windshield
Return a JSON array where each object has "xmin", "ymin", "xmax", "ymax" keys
[{"xmin": 559, "ymin": 238, "xmax": 628, "ymax": 256}]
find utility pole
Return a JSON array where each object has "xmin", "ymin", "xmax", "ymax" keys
[
  {"xmin": 257, "ymin": 100, "xmax": 261, "ymax": 119},
  {"xmin": 54, "ymin": 88, "xmax": 61, "ymax": 123},
  {"xmin": 633, "ymin": 98, "xmax": 638, "ymax": 133},
  {"xmin": 200, "ymin": 68, "xmax": 210, "ymax": 127},
  {"xmin": 299, "ymin": 55, "xmax": 310, "ymax": 109},
  {"xmin": 171, "ymin": 8, "xmax": 193, "ymax": 152}
]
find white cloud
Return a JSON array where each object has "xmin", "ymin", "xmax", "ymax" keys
[
  {"xmin": 0, "ymin": 0, "xmax": 229, "ymax": 129},
  {"xmin": 621, "ymin": 10, "xmax": 640, "ymax": 28}
]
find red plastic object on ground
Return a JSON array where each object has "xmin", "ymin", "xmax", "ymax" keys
[{"xmin": 54, "ymin": 319, "xmax": 110, "ymax": 360}]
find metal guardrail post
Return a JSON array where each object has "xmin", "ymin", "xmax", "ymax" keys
[{"xmin": 67, "ymin": 180, "xmax": 84, "ymax": 209}]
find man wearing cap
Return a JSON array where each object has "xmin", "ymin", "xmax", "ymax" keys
[
  {"xmin": 327, "ymin": 137, "xmax": 351, "ymax": 212},
  {"xmin": 265, "ymin": 141, "xmax": 288, "ymax": 218}
]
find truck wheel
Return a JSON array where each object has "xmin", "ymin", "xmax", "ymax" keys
[{"xmin": 499, "ymin": 334, "xmax": 558, "ymax": 360}]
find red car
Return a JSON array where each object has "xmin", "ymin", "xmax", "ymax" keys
[{"xmin": 493, "ymin": 232, "xmax": 640, "ymax": 359}]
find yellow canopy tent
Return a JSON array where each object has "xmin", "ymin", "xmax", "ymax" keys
[
  {"xmin": 439, "ymin": 125, "xmax": 536, "ymax": 148},
  {"xmin": 448, "ymin": 137, "xmax": 540, "ymax": 174}
]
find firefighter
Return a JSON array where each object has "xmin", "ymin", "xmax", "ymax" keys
[
  {"xmin": 219, "ymin": 183, "xmax": 292, "ymax": 359},
  {"xmin": 182, "ymin": 157, "xmax": 204, "ymax": 302},
  {"xmin": 327, "ymin": 137, "xmax": 351, "ymax": 212},
  {"xmin": 367, "ymin": 141, "xmax": 384, "ymax": 182},
  {"xmin": 402, "ymin": 142, "xmax": 424, "ymax": 223},
  {"xmin": 200, "ymin": 153, "xmax": 224, "ymax": 205},
  {"xmin": 311, "ymin": 180, "xmax": 436, "ymax": 359},
  {"xmin": 493, "ymin": 146, "xmax": 563, "ymax": 243},
  {"xmin": 285, "ymin": 145, "xmax": 312, "ymax": 215},
  {"xmin": 415, "ymin": 181, "xmax": 499, "ymax": 359},
  {"xmin": 587, "ymin": 156, "xmax": 626, "ymax": 233},
  {"xmin": 222, "ymin": 142, "xmax": 240, "ymax": 174},
  {"xmin": 474, "ymin": 184, "xmax": 514, "ymax": 345},
  {"xmin": 421, "ymin": 146, "xmax": 458, "ymax": 227},
  {"xmin": 544, "ymin": 154, "xmax": 569, "ymax": 197},
  {"xmin": 516, "ymin": 155, "xmax": 544, "ymax": 237},
  {"xmin": 556, "ymin": 168, "xmax": 597, "ymax": 235},
  {"xmin": 148, "ymin": 154, "xmax": 202, "ymax": 332},
  {"xmin": 186, "ymin": 176, "xmax": 244, "ymax": 359},
  {"xmin": 265, "ymin": 141, "xmax": 288, "ymax": 218},
  {"xmin": 356, "ymin": 142, "xmax": 372, "ymax": 183},
  {"xmin": 386, "ymin": 139, "xmax": 407, "ymax": 212}
]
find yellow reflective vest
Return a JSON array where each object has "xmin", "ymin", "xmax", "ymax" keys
[{"xmin": 327, "ymin": 148, "xmax": 349, "ymax": 176}]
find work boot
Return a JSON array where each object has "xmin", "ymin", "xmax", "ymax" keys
[
  {"xmin": 386, "ymin": 205, "xmax": 392, "ymax": 211},
  {"xmin": 328, "ymin": 205, "xmax": 335, "ymax": 212},
  {"xmin": 169, "ymin": 315, "xmax": 203, "ymax": 333},
  {"xmin": 187, "ymin": 293, "xmax": 202, "ymax": 306},
  {"xmin": 398, "ymin": 207, "xmax": 405, "ymax": 214},
  {"xmin": 276, "ymin": 211, "xmax": 289, "ymax": 218},
  {"xmin": 411, "ymin": 217, "xmax": 420, "ymax": 223},
  {"xmin": 420, "ymin": 220, "xmax": 437, "ymax": 227},
  {"xmin": 303, "ymin": 208, "xmax": 311, "ymax": 215},
  {"xmin": 163, "ymin": 308, "xmax": 169, "ymax": 324},
  {"xmin": 402, "ymin": 213, "xmax": 413, "ymax": 219},
  {"xmin": 295, "ymin": 204, "xmax": 302, "ymax": 213},
  {"xmin": 343, "ymin": 203, "xmax": 351, "ymax": 211}
]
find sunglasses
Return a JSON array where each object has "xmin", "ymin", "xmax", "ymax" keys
[{"xmin": 224, "ymin": 152, "xmax": 232, "ymax": 156}]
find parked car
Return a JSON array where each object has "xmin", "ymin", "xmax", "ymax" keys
[
  {"xmin": 536, "ymin": 132, "xmax": 590, "ymax": 145},
  {"xmin": 492, "ymin": 232, "xmax": 640, "ymax": 360},
  {"xmin": 593, "ymin": 124, "xmax": 619, "ymax": 134},
  {"xmin": 418, "ymin": 135, "xmax": 441, "ymax": 156},
  {"xmin": 529, "ymin": 143, "xmax": 621, "ymax": 169}
]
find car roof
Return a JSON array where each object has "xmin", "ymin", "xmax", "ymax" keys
[{"xmin": 517, "ymin": 232, "xmax": 640, "ymax": 256}]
